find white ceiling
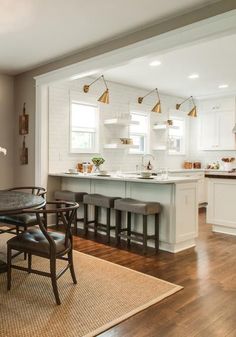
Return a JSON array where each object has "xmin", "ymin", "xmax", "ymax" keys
[
  {"xmin": 0, "ymin": 0, "xmax": 218, "ymax": 75},
  {"xmin": 103, "ymin": 33, "xmax": 236, "ymax": 98}
]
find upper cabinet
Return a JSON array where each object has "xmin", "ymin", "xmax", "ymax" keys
[{"xmin": 198, "ymin": 96, "xmax": 236, "ymax": 151}]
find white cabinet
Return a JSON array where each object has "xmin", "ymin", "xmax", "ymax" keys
[
  {"xmin": 169, "ymin": 171, "xmax": 207, "ymax": 204},
  {"xmin": 200, "ymin": 96, "xmax": 235, "ymax": 112},
  {"xmin": 198, "ymin": 97, "xmax": 236, "ymax": 151}
]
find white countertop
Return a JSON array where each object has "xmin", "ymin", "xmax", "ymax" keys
[{"xmin": 49, "ymin": 172, "xmax": 199, "ymax": 184}]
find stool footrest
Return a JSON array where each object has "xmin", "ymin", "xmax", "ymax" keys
[
  {"xmin": 118, "ymin": 232, "xmax": 156, "ymax": 240},
  {"xmin": 118, "ymin": 233, "xmax": 144, "ymax": 243},
  {"xmin": 86, "ymin": 222, "xmax": 115, "ymax": 230}
]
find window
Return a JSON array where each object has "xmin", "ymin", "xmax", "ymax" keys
[
  {"xmin": 70, "ymin": 102, "xmax": 98, "ymax": 153},
  {"xmin": 168, "ymin": 117, "xmax": 185, "ymax": 155},
  {"xmin": 129, "ymin": 112, "xmax": 148, "ymax": 154}
]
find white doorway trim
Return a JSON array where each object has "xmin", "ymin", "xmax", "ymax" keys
[{"xmin": 34, "ymin": 10, "xmax": 236, "ymax": 186}]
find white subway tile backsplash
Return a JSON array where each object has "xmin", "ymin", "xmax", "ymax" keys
[{"xmin": 49, "ymin": 78, "xmax": 198, "ymax": 172}]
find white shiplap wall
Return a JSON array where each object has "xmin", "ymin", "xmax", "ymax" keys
[{"xmin": 49, "ymin": 77, "xmax": 191, "ymax": 173}]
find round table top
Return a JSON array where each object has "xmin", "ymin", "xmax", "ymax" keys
[{"xmin": 0, "ymin": 190, "xmax": 46, "ymax": 215}]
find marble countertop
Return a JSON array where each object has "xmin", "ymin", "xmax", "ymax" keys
[{"xmin": 49, "ymin": 172, "xmax": 199, "ymax": 184}]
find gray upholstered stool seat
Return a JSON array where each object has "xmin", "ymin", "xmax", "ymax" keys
[
  {"xmin": 54, "ymin": 190, "xmax": 87, "ymax": 202},
  {"xmin": 54, "ymin": 190, "xmax": 88, "ymax": 235},
  {"xmin": 83, "ymin": 194, "xmax": 120, "ymax": 243},
  {"xmin": 114, "ymin": 198, "xmax": 161, "ymax": 215},
  {"xmin": 83, "ymin": 194, "xmax": 117, "ymax": 208},
  {"xmin": 114, "ymin": 198, "xmax": 161, "ymax": 254}
]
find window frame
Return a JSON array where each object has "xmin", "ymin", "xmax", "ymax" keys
[
  {"xmin": 69, "ymin": 95, "xmax": 99, "ymax": 154},
  {"xmin": 129, "ymin": 111, "xmax": 149, "ymax": 155}
]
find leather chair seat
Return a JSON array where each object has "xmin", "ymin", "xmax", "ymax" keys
[
  {"xmin": 54, "ymin": 190, "xmax": 87, "ymax": 202},
  {"xmin": 114, "ymin": 198, "xmax": 161, "ymax": 215},
  {"xmin": 83, "ymin": 194, "xmax": 119, "ymax": 208},
  {"xmin": 7, "ymin": 228, "xmax": 69, "ymax": 256},
  {"xmin": 0, "ymin": 213, "xmax": 39, "ymax": 226}
]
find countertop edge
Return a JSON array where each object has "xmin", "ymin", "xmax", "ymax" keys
[{"xmin": 48, "ymin": 173, "xmax": 199, "ymax": 184}]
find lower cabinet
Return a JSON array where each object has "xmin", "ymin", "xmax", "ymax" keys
[{"xmin": 169, "ymin": 172, "xmax": 207, "ymax": 204}]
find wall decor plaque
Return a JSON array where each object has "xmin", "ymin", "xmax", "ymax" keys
[
  {"xmin": 20, "ymin": 136, "xmax": 28, "ymax": 165},
  {"xmin": 19, "ymin": 102, "xmax": 29, "ymax": 135}
]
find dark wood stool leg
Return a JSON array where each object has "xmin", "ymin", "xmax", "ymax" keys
[
  {"xmin": 155, "ymin": 213, "xmax": 159, "ymax": 253},
  {"xmin": 94, "ymin": 206, "xmax": 99, "ymax": 236},
  {"xmin": 84, "ymin": 203, "xmax": 88, "ymax": 235},
  {"xmin": 143, "ymin": 215, "xmax": 148, "ymax": 255},
  {"xmin": 127, "ymin": 212, "xmax": 131, "ymax": 247},
  {"xmin": 115, "ymin": 210, "xmax": 121, "ymax": 246},
  {"xmin": 106, "ymin": 208, "xmax": 111, "ymax": 243}
]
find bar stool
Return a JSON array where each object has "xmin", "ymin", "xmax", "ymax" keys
[
  {"xmin": 54, "ymin": 190, "xmax": 88, "ymax": 235},
  {"xmin": 83, "ymin": 194, "xmax": 119, "ymax": 243},
  {"xmin": 114, "ymin": 198, "xmax": 161, "ymax": 254}
]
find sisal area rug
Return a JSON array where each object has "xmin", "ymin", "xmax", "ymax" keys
[{"xmin": 0, "ymin": 235, "xmax": 182, "ymax": 337}]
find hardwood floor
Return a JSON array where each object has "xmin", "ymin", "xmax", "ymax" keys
[{"xmin": 72, "ymin": 210, "xmax": 236, "ymax": 337}]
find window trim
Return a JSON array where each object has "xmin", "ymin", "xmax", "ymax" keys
[{"xmin": 69, "ymin": 96, "xmax": 99, "ymax": 154}]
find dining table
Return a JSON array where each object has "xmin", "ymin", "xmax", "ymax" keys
[{"xmin": 0, "ymin": 190, "xmax": 46, "ymax": 273}]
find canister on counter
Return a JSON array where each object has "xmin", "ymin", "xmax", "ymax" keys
[
  {"xmin": 183, "ymin": 161, "xmax": 193, "ymax": 169},
  {"xmin": 193, "ymin": 162, "xmax": 201, "ymax": 169}
]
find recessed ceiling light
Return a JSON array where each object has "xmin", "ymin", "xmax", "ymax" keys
[
  {"xmin": 188, "ymin": 74, "xmax": 199, "ymax": 79},
  {"xmin": 218, "ymin": 84, "xmax": 229, "ymax": 89},
  {"xmin": 149, "ymin": 60, "xmax": 162, "ymax": 66}
]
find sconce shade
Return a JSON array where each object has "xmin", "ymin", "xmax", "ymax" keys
[
  {"xmin": 176, "ymin": 96, "xmax": 197, "ymax": 117},
  {"xmin": 83, "ymin": 75, "xmax": 110, "ymax": 104},
  {"xmin": 138, "ymin": 88, "xmax": 161, "ymax": 113},
  {"xmin": 151, "ymin": 101, "xmax": 161, "ymax": 113},
  {"xmin": 188, "ymin": 106, "xmax": 197, "ymax": 117},
  {"xmin": 98, "ymin": 89, "xmax": 109, "ymax": 104}
]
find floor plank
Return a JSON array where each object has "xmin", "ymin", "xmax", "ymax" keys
[{"xmin": 71, "ymin": 210, "xmax": 236, "ymax": 337}]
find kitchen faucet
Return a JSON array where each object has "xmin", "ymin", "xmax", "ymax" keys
[{"xmin": 141, "ymin": 154, "xmax": 155, "ymax": 170}]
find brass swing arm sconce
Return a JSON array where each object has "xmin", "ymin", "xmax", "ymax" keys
[
  {"xmin": 138, "ymin": 88, "xmax": 161, "ymax": 113},
  {"xmin": 176, "ymin": 96, "xmax": 197, "ymax": 117},
  {"xmin": 83, "ymin": 75, "xmax": 109, "ymax": 104}
]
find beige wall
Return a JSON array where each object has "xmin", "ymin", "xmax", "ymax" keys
[
  {"xmin": 0, "ymin": 75, "xmax": 15, "ymax": 188},
  {"xmin": 14, "ymin": 0, "xmax": 236, "ymax": 186}
]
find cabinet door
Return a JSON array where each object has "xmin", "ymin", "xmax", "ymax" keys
[
  {"xmin": 201, "ymin": 97, "xmax": 235, "ymax": 112},
  {"xmin": 198, "ymin": 113, "xmax": 216, "ymax": 150},
  {"xmin": 198, "ymin": 178, "xmax": 207, "ymax": 204},
  {"xmin": 217, "ymin": 110, "xmax": 235, "ymax": 150}
]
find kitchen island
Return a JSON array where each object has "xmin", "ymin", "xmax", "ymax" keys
[
  {"xmin": 48, "ymin": 173, "xmax": 199, "ymax": 253},
  {"xmin": 206, "ymin": 172, "xmax": 236, "ymax": 235}
]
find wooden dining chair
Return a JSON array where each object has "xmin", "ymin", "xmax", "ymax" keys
[
  {"xmin": 7, "ymin": 201, "xmax": 79, "ymax": 305},
  {"xmin": 0, "ymin": 186, "xmax": 47, "ymax": 235}
]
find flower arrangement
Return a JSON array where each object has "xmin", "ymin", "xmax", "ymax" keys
[
  {"xmin": 0, "ymin": 147, "xmax": 7, "ymax": 155},
  {"xmin": 91, "ymin": 157, "xmax": 105, "ymax": 172}
]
